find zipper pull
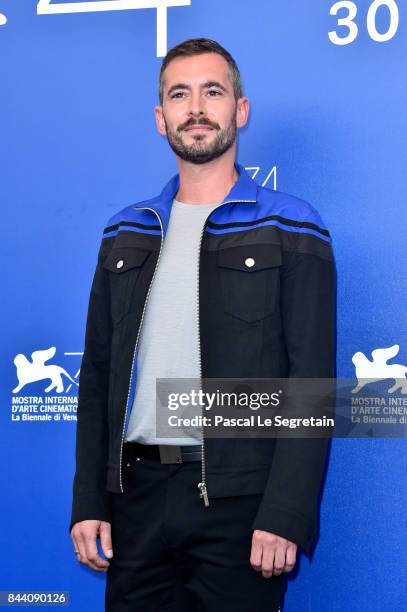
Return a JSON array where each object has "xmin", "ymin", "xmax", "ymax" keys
[{"xmin": 198, "ymin": 482, "xmax": 210, "ymax": 507}]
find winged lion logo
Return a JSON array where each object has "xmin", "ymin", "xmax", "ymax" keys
[
  {"xmin": 351, "ymin": 344, "xmax": 407, "ymax": 394},
  {"xmin": 13, "ymin": 347, "xmax": 79, "ymax": 393}
]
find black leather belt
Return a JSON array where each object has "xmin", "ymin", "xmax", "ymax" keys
[{"xmin": 123, "ymin": 442, "xmax": 202, "ymax": 464}]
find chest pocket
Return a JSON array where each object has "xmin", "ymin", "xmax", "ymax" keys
[
  {"xmin": 102, "ymin": 247, "xmax": 151, "ymax": 324},
  {"xmin": 217, "ymin": 244, "xmax": 282, "ymax": 323}
]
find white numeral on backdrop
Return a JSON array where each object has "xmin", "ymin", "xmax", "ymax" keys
[
  {"xmin": 36, "ymin": 0, "xmax": 191, "ymax": 57},
  {"xmin": 367, "ymin": 0, "xmax": 399, "ymax": 41},
  {"xmin": 329, "ymin": 0, "xmax": 399, "ymax": 45},
  {"xmin": 246, "ymin": 167, "xmax": 277, "ymax": 191},
  {"xmin": 329, "ymin": 1, "xmax": 358, "ymax": 45}
]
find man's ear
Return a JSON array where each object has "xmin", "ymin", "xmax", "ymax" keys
[
  {"xmin": 154, "ymin": 105, "xmax": 167, "ymax": 136},
  {"xmin": 236, "ymin": 97, "xmax": 250, "ymax": 129}
]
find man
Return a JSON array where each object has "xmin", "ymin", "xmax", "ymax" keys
[{"xmin": 70, "ymin": 38, "xmax": 336, "ymax": 611}]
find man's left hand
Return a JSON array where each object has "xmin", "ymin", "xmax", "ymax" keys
[{"xmin": 250, "ymin": 530, "xmax": 297, "ymax": 578}]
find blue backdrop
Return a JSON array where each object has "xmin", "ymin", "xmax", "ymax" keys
[{"xmin": 1, "ymin": 1, "xmax": 406, "ymax": 610}]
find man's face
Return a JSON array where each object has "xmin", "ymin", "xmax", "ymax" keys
[{"xmin": 155, "ymin": 53, "xmax": 249, "ymax": 164}]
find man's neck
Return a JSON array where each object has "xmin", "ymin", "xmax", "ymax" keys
[{"xmin": 174, "ymin": 155, "xmax": 238, "ymax": 205}]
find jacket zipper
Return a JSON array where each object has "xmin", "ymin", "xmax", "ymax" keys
[
  {"xmin": 119, "ymin": 206, "xmax": 164, "ymax": 493},
  {"xmin": 196, "ymin": 198, "xmax": 256, "ymax": 507},
  {"xmin": 118, "ymin": 198, "xmax": 257, "ymax": 498}
]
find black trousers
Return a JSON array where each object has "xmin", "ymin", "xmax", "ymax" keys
[{"xmin": 105, "ymin": 450, "xmax": 286, "ymax": 611}]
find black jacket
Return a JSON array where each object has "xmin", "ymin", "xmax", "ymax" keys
[{"xmin": 69, "ymin": 162, "xmax": 336, "ymax": 557}]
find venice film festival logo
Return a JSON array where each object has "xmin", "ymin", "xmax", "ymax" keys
[
  {"xmin": 351, "ymin": 344, "xmax": 407, "ymax": 394},
  {"xmin": 11, "ymin": 347, "xmax": 82, "ymax": 423},
  {"xmin": 0, "ymin": 1, "xmax": 193, "ymax": 57},
  {"xmin": 349, "ymin": 344, "xmax": 407, "ymax": 434}
]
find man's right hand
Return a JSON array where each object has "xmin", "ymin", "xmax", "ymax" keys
[{"xmin": 70, "ymin": 520, "xmax": 113, "ymax": 572}]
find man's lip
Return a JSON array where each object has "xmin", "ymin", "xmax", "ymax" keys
[{"xmin": 184, "ymin": 126, "xmax": 213, "ymax": 131}]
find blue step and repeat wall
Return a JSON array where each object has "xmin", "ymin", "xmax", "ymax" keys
[{"xmin": 1, "ymin": 1, "xmax": 406, "ymax": 611}]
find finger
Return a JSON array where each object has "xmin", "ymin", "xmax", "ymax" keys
[
  {"xmin": 99, "ymin": 522, "xmax": 113, "ymax": 559},
  {"xmin": 261, "ymin": 545, "xmax": 275, "ymax": 579},
  {"xmin": 249, "ymin": 532, "xmax": 263, "ymax": 571},
  {"xmin": 75, "ymin": 532, "xmax": 95, "ymax": 568},
  {"xmin": 283, "ymin": 545, "xmax": 297, "ymax": 573},
  {"xmin": 272, "ymin": 547, "xmax": 286, "ymax": 576},
  {"xmin": 71, "ymin": 533, "xmax": 81, "ymax": 561},
  {"xmin": 83, "ymin": 533, "xmax": 110, "ymax": 571}
]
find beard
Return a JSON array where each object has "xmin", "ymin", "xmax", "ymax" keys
[{"xmin": 163, "ymin": 113, "xmax": 237, "ymax": 165}]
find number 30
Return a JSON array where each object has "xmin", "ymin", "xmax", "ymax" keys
[{"xmin": 329, "ymin": 0, "xmax": 399, "ymax": 45}]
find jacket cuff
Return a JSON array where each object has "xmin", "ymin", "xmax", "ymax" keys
[
  {"xmin": 251, "ymin": 501, "xmax": 316, "ymax": 558},
  {"xmin": 69, "ymin": 489, "xmax": 112, "ymax": 534}
]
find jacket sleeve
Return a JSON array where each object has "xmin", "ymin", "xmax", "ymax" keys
[
  {"xmin": 251, "ymin": 208, "xmax": 336, "ymax": 557},
  {"xmin": 69, "ymin": 236, "xmax": 113, "ymax": 534}
]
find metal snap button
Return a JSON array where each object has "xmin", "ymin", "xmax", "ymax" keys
[
  {"xmin": 116, "ymin": 259, "xmax": 124, "ymax": 269},
  {"xmin": 245, "ymin": 257, "xmax": 255, "ymax": 268}
]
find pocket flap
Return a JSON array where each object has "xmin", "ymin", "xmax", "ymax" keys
[
  {"xmin": 102, "ymin": 247, "xmax": 150, "ymax": 273},
  {"xmin": 217, "ymin": 244, "xmax": 282, "ymax": 272},
  {"xmin": 206, "ymin": 466, "xmax": 271, "ymax": 496}
]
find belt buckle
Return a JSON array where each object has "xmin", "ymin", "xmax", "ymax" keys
[{"xmin": 158, "ymin": 445, "xmax": 183, "ymax": 464}]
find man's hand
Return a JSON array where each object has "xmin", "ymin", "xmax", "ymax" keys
[
  {"xmin": 70, "ymin": 520, "xmax": 113, "ymax": 572},
  {"xmin": 250, "ymin": 529, "xmax": 297, "ymax": 578}
]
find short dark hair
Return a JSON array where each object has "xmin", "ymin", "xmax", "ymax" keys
[{"xmin": 158, "ymin": 37, "xmax": 243, "ymax": 105}]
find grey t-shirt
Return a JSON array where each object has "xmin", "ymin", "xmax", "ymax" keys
[{"xmin": 124, "ymin": 197, "xmax": 222, "ymax": 445}]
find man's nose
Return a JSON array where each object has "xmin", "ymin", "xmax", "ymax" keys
[{"xmin": 188, "ymin": 91, "xmax": 206, "ymax": 116}]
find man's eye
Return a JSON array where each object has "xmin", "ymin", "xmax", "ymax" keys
[{"xmin": 170, "ymin": 90, "xmax": 221, "ymax": 99}]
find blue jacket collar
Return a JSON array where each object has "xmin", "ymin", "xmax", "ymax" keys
[{"xmin": 150, "ymin": 162, "xmax": 258, "ymax": 234}]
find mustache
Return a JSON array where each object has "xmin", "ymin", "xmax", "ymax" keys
[{"xmin": 178, "ymin": 118, "xmax": 219, "ymax": 131}]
